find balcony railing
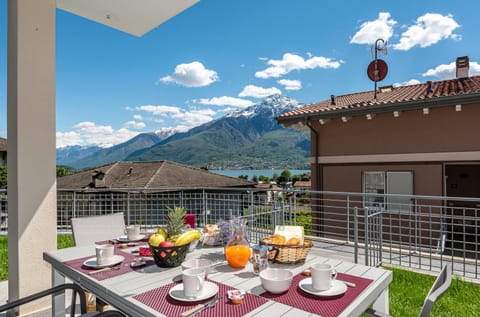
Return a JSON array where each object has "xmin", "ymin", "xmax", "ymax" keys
[{"xmin": 1, "ymin": 187, "xmax": 478, "ymax": 281}]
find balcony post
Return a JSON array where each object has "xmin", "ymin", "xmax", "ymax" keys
[{"xmin": 7, "ymin": 0, "xmax": 57, "ymax": 313}]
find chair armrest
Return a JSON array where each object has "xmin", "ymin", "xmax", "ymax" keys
[{"xmin": 0, "ymin": 283, "xmax": 87, "ymax": 317}]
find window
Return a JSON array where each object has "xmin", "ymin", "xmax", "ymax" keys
[{"xmin": 363, "ymin": 171, "xmax": 413, "ymax": 212}]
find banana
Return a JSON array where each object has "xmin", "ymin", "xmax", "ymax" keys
[{"xmin": 174, "ymin": 230, "xmax": 201, "ymax": 246}]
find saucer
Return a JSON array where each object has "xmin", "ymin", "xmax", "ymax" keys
[
  {"xmin": 117, "ymin": 235, "xmax": 144, "ymax": 242},
  {"xmin": 298, "ymin": 278, "xmax": 347, "ymax": 297},
  {"xmin": 83, "ymin": 255, "xmax": 125, "ymax": 269},
  {"xmin": 169, "ymin": 281, "xmax": 219, "ymax": 302}
]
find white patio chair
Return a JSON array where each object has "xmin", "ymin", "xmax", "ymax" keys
[
  {"xmin": 71, "ymin": 212, "xmax": 126, "ymax": 246},
  {"xmin": 70, "ymin": 212, "xmax": 127, "ymax": 312},
  {"xmin": 365, "ymin": 264, "xmax": 452, "ymax": 317}
]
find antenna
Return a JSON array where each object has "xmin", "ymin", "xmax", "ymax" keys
[{"xmin": 367, "ymin": 39, "xmax": 389, "ymax": 100}]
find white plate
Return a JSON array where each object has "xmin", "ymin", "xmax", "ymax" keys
[
  {"xmin": 169, "ymin": 281, "xmax": 219, "ymax": 302},
  {"xmin": 117, "ymin": 235, "xmax": 145, "ymax": 242},
  {"xmin": 298, "ymin": 278, "xmax": 347, "ymax": 298},
  {"xmin": 83, "ymin": 255, "xmax": 125, "ymax": 269}
]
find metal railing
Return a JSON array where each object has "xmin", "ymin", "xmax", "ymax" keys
[{"xmin": 1, "ymin": 188, "xmax": 479, "ymax": 281}]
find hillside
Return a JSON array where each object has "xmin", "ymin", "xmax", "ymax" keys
[
  {"xmin": 59, "ymin": 95, "xmax": 311, "ymax": 170},
  {"xmin": 71, "ymin": 133, "xmax": 162, "ymax": 169}
]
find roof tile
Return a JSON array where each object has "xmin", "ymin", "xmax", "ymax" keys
[{"xmin": 278, "ymin": 76, "xmax": 480, "ymax": 120}]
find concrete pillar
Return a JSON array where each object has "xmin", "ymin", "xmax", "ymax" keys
[{"xmin": 7, "ymin": 0, "xmax": 57, "ymax": 314}]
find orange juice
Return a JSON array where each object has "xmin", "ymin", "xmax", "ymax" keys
[{"xmin": 225, "ymin": 245, "xmax": 251, "ymax": 268}]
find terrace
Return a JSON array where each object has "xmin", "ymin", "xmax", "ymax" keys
[
  {"xmin": 1, "ymin": 187, "xmax": 479, "ymax": 316},
  {"xmin": 4, "ymin": 1, "xmax": 480, "ymax": 316},
  {"xmin": 1, "ymin": 186, "xmax": 479, "ymax": 281}
]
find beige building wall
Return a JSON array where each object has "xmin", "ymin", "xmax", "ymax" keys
[{"xmin": 314, "ymin": 103, "xmax": 480, "ymax": 156}]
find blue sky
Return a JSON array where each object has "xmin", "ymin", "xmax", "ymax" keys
[{"xmin": 1, "ymin": 1, "xmax": 479, "ymax": 148}]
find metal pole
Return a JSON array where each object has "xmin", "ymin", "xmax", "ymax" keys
[
  {"xmin": 365, "ymin": 207, "xmax": 370, "ymax": 266},
  {"xmin": 373, "ymin": 38, "xmax": 385, "ymax": 100},
  {"xmin": 354, "ymin": 207, "xmax": 359, "ymax": 264}
]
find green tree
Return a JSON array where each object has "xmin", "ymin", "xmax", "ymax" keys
[
  {"xmin": 56, "ymin": 166, "xmax": 69, "ymax": 177},
  {"xmin": 259, "ymin": 175, "xmax": 270, "ymax": 183},
  {"xmin": 277, "ymin": 169, "xmax": 291, "ymax": 185},
  {"xmin": 292, "ymin": 174, "xmax": 301, "ymax": 183},
  {"xmin": 238, "ymin": 175, "xmax": 248, "ymax": 180},
  {"xmin": 0, "ymin": 165, "xmax": 6, "ymax": 188},
  {"xmin": 251, "ymin": 175, "xmax": 258, "ymax": 183}
]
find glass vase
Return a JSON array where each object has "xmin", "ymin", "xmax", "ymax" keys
[{"xmin": 225, "ymin": 218, "xmax": 251, "ymax": 268}]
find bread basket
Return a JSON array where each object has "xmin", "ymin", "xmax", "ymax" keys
[{"xmin": 260, "ymin": 236, "xmax": 313, "ymax": 264}]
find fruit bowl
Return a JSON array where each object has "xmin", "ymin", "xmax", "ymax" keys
[{"xmin": 149, "ymin": 243, "xmax": 190, "ymax": 267}]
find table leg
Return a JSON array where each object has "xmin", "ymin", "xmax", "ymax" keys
[
  {"xmin": 372, "ymin": 288, "xmax": 390, "ymax": 315},
  {"xmin": 51, "ymin": 268, "xmax": 66, "ymax": 317}
]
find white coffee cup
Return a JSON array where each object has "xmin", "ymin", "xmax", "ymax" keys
[
  {"xmin": 311, "ymin": 263, "xmax": 337, "ymax": 291},
  {"xmin": 183, "ymin": 268, "xmax": 205, "ymax": 298},
  {"xmin": 96, "ymin": 244, "xmax": 114, "ymax": 266},
  {"xmin": 125, "ymin": 225, "xmax": 140, "ymax": 240}
]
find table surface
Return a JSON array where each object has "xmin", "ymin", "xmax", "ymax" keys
[{"xmin": 43, "ymin": 244, "xmax": 392, "ymax": 317}]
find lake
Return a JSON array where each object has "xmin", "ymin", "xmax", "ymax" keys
[{"xmin": 210, "ymin": 169, "xmax": 310, "ymax": 179}]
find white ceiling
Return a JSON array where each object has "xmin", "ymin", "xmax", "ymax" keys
[{"xmin": 56, "ymin": 0, "xmax": 199, "ymax": 37}]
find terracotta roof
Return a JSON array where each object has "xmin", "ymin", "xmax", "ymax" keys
[
  {"xmin": 293, "ymin": 180, "xmax": 311, "ymax": 188},
  {"xmin": 57, "ymin": 161, "xmax": 256, "ymax": 190},
  {"xmin": 277, "ymin": 76, "xmax": 480, "ymax": 125},
  {"xmin": 254, "ymin": 183, "xmax": 282, "ymax": 190}
]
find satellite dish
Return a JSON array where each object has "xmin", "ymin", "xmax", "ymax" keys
[{"xmin": 367, "ymin": 59, "xmax": 388, "ymax": 82}]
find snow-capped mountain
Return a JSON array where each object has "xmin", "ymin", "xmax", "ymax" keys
[
  {"xmin": 58, "ymin": 95, "xmax": 310, "ymax": 170},
  {"xmin": 226, "ymin": 94, "xmax": 301, "ymax": 119},
  {"xmin": 154, "ymin": 127, "xmax": 178, "ymax": 140},
  {"xmin": 127, "ymin": 94, "xmax": 309, "ymax": 168}
]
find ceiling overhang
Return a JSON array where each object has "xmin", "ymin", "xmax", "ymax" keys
[{"xmin": 56, "ymin": 0, "xmax": 199, "ymax": 37}]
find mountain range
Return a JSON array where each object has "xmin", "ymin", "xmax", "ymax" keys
[{"xmin": 56, "ymin": 94, "xmax": 311, "ymax": 170}]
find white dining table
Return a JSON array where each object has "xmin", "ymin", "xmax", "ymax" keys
[{"xmin": 43, "ymin": 244, "xmax": 392, "ymax": 317}]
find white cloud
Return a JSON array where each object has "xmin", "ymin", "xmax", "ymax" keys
[
  {"xmin": 159, "ymin": 61, "xmax": 219, "ymax": 87},
  {"xmin": 350, "ymin": 12, "xmax": 396, "ymax": 45},
  {"xmin": 238, "ymin": 85, "xmax": 282, "ymax": 98},
  {"xmin": 135, "ymin": 105, "xmax": 183, "ymax": 116},
  {"xmin": 198, "ymin": 96, "xmax": 254, "ymax": 108},
  {"xmin": 56, "ymin": 131, "xmax": 83, "ymax": 148},
  {"xmin": 124, "ymin": 121, "xmax": 146, "ymax": 130},
  {"xmin": 56, "ymin": 122, "xmax": 139, "ymax": 148},
  {"xmin": 255, "ymin": 53, "xmax": 341, "ymax": 79},
  {"xmin": 134, "ymin": 104, "xmax": 217, "ymax": 131},
  {"xmin": 393, "ymin": 13, "xmax": 460, "ymax": 51},
  {"xmin": 133, "ymin": 114, "xmax": 143, "ymax": 120},
  {"xmin": 277, "ymin": 79, "xmax": 302, "ymax": 91},
  {"xmin": 172, "ymin": 109, "xmax": 216, "ymax": 130},
  {"xmin": 393, "ymin": 79, "xmax": 421, "ymax": 87},
  {"xmin": 422, "ymin": 60, "xmax": 480, "ymax": 79}
]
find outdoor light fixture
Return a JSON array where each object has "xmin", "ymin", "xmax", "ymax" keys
[
  {"xmin": 455, "ymin": 104, "xmax": 462, "ymax": 111},
  {"xmin": 366, "ymin": 114, "xmax": 375, "ymax": 120},
  {"xmin": 341, "ymin": 116, "xmax": 350, "ymax": 123},
  {"xmin": 393, "ymin": 111, "xmax": 400, "ymax": 118},
  {"xmin": 423, "ymin": 108, "xmax": 429, "ymax": 115}
]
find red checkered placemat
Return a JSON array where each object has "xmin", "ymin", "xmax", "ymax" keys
[
  {"xmin": 63, "ymin": 249, "xmax": 155, "ymax": 281},
  {"xmin": 260, "ymin": 273, "xmax": 373, "ymax": 317},
  {"xmin": 133, "ymin": 280, "xmax": 268, "ymax": 317}
]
